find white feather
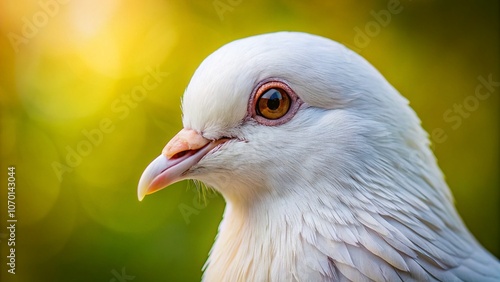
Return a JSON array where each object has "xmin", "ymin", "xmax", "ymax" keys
[{"xmin": 177, "ymin": 32, "xmax": 500, "ymax": 281}]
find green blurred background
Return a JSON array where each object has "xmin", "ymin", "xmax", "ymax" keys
[{"xmin": 0, "ymin": 0, "xmax": 498, "ymax": 281}]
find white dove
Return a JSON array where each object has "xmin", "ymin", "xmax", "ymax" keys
[{"xmin": 137, "ymin": 32, "xmax": 500, "ymax": 281}]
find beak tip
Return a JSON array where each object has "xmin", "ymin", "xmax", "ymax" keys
[
  {"xmin": 138, "ymin": 193, "xmax": 145, "ymax": 202},
  {"xmin": 137, "ymin": 185, "xmax": 147, "ymax": 201},
  {"xmin": 137, "ymin": 155, "xmax": 166, "ymax": 202}
]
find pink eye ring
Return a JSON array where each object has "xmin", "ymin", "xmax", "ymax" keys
[{"xmin": 249, "ymin": 79, "xmax": 302, "ymax": 126}]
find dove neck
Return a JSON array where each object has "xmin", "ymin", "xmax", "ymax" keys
[{"xmin": 203, "ymin": 194, "xmax": 300, "ymax": 281}]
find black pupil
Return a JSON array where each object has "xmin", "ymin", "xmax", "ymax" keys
[{"xmin": 266, "ymin": 90, "xmax": 281, "ymax": 110}]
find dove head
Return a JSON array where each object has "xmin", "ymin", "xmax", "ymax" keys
[
  {"xmin": 135, "ymin": 32, "xmax": 498, "ymax": 282},
  {"xmin": 139, "ymin": 31, "xmax": 441, "ymax": 206}
]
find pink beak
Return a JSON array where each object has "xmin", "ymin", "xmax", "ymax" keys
[{"xmin": 137, "ymin": 128, "xmax": 227, "ymax": 201}]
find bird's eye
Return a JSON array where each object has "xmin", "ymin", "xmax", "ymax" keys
[
  {"xmin": 249, "ymin": 79, "xmax": 302, "ymax": 126},
  {"xmin": 256, "ymin": 88, "xmax": 291, "ymax": 119}
]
